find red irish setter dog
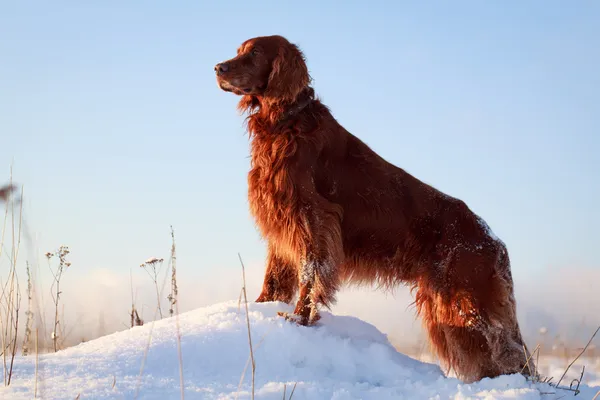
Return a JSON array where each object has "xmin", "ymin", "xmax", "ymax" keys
[{"xmin": 215, "ymin": 35, "xmax": 532, "ymax": 383}]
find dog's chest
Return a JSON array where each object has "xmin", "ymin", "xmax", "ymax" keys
[{"xmin": 247, "ymin": 136, "xmax": 299, "ymax": 235}]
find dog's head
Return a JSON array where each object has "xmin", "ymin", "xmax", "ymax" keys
[{"xmin": 214, "ymin": 35, "xmax": 309, "ymax": 103}]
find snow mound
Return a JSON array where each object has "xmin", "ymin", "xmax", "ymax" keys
[{"xmin": 2, "ymin": 301, "xmax": 598, "ymax": 399}]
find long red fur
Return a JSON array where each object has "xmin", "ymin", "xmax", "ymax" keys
[{"xmin": 215, "ymin": 35, "xmax": 533, "ymax": 383}]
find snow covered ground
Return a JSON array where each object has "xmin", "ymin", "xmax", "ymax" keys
[{"xmin": 2, "ymin": 301, "xmax": 598, "ymax": 399}]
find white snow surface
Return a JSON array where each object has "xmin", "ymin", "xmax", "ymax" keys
[{"xmin": 2, "ymin": 301, "xmax": 598, "ymax": 399}]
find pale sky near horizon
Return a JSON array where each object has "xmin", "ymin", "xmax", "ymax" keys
[{"xmin": 1, "ymin": 1, "xmax": 599, "ymax": 291}]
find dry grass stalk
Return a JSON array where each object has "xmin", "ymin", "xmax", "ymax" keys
[
  {"xmin": 46, "ymin": 245, "xmax": 72, "ymax": 352},
  {"xmin": 0, "ymin": 175, "xmax": 24, "ymax": 386},
  {"xmin": 535, "ymin": 341, "xmax": 540, "ymax": 380},
  {"xmin": 130, "ymin": 268, "xmax": 144, "ymax": 328},
  {"xmin": 30, "ymin": 244, "xmax": 49, "ymax": 354},
  {"xmin": 131, "ymin": 308, "xmax": 143, "ymax": 327},
  {"xmin": 531, "ymin": 325, "xmax": 600, "ymax": 396},
  {"xmin": 521, "ymin": 343, "xmax": 540, "ymax": 377},
  {"xmin": 236, "ymin": 325, "xmax": 276, "ymax": 398},
  {"xmin": 5, "ymin": 285, "xmax": 20, "ymax": 386},
  {"xmin": 35, "ymin": 328, "xmax": 38, "ymax": 398},
  {"xmin": 281, "ymin": 383, "xmax": 298, "ymax": 400},
  {"xmin": 168, "ymin": 226, "xmax": 179, "ymax": 318},
  {"xmin": 555, "ymin": 325, "xmax": 599, "ymax": 388},
  {"xmin": 237, "ymin": 288, "xmax": 243, "ymax": 312},
  {"xmin": 169, "ymin": 226, "xmax": 185, "ymax": 400},
  {"xmin": 140, "ymin": 257, "xmax": 165, "ymax": 319},
  {"xmin": 22, "ymin": 262, "xmax": 34, "ymax": 355},
  {"xmin": 238, "ymin": 253, "xmax": 255, "ymax": 400},
  {"xmin": 288, "ymin": 382, "xmax": 297, "ymax": 399},
  {"xmin": 134, "ymin": 254, "xmax": 172, "ymax": 399}
]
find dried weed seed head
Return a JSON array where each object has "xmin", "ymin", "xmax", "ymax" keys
[{"xmin": 0, "ymin": 183, "xmax": 17, "ymax": 202}]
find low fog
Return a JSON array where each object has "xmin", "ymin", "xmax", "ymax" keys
[{"xmin": 28, "ymin": 260, "xmax": 600, "ymax": 354}]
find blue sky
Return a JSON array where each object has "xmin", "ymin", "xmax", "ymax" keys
[{"xmin": 1, "ymin": 1, "xmax": 599, "ymax": 287}]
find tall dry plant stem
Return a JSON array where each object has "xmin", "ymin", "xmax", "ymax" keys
[
  {"xmin": 130, "ymin": 268, "xmax": 143, "ymax": 328},
  {"xmin": 169, "ymin": 226, "xmax": 185, "ymax": 399},
  {"xmin": 238, "ymin": 253, "xmax": 255, "ymax": 400},
  {"xmin": 556, "ymin": 325, "xmax": 600, "ymax": 388},
  {"xmin": 34, "ymin": 328, "xmax": 38, "ymax": 397},
  {"xmin": 134, "ymin": 253, "xmax": 172, "ymax": 400},
  {"xmin": 0, "ymin": 172, "xmax": 23, "ymax": 386},
  {"xmin": 168, "ymin": 226, "xmax": 179, "ymax": 318},
  {"xmin": 22, "ymin": 261, "xmax": 34, "ymax": 355},
  {"xmin": 140, "ymin": 257, "xmax": 165, "ymax": 319},
  {"xmin": 46, "ymin": 245, "xmax": 72, "ymax": 352}
]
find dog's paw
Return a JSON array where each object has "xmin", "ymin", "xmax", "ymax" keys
[
  {"xmin": 277, "ymin": 311, "xmax": 320, "ymax": 326},
  {"xmin": 277, "ymin": 311, "xmax": 306, "ymax": 325}
]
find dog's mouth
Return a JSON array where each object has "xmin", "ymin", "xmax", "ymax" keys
[
  {"xmin": 217, "ymin": 79, "xmax": 254, "ymax": 95},
  {"xmin": 218, "ymin": 80, "xmax": 235, "ymax": 92}
]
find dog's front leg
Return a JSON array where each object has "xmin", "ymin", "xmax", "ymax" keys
[
  {"xmin": 282, "ymin": 198, "xmax": 344, "ymax": 326},
  {"xmin": 288, "ymin": 256, "xmax": 337, "ymax": 326},
  {"xmin": 256, "ymin": 243, "xmax": 298, "ymax": 303}
]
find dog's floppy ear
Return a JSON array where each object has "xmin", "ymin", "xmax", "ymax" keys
[{"xmin": 265, "ymin": 42, "xmax": 310, "ymax": 102}]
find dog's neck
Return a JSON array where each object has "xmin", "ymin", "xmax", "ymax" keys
[
  {"xmin": 239, "ymin": 87, "xmax": 315, "ymax": 131},
  {"xmin": 276, "ymin": 87, "xmax": 315, "ymax": 124}
]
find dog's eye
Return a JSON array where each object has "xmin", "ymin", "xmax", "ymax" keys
[{"xmin": 251, "ymin": 48, "xmax": 259, "ymax": 56}]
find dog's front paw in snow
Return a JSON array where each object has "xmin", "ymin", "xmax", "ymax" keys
[{"xmin": 277, "ymin": 310, "xmax": 321, "ymax": 326}]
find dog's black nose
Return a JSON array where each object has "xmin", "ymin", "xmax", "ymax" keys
[{"xmin": 214, "ymin": 63, "xmax": 229, "ymax": 74}]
